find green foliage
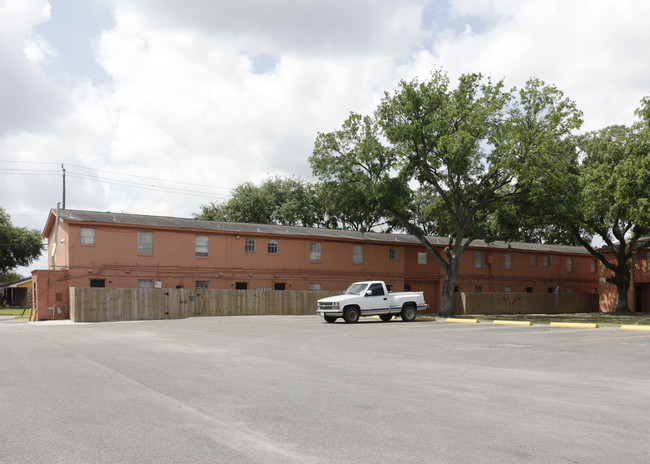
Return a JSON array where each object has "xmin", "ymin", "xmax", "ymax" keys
[
  {"xmin": 0, "ymin": 208, "xmax": 43, "ymax": 273},
  {"xmin": 0, "ymin": 271, "xmax": 26, "ymax": 283},
  {"xmin": 197, "ymin": 176, "xmax": 323, "ymax": 227},
  {"xmin": 310, "ymin": 70, "xmax": 583, "ymax": 315}
]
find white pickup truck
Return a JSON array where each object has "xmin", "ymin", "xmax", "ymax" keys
[{"xmin": 316, "ymin": 281, "xmax": 428, "ymax": 323}]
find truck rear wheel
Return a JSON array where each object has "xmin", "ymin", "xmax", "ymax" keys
[
  {"xmin": 343, "ymin": 306, "xmax": 360, "ymax": 323},
  {"xmin": 401, "ymin": 304, "xmax": 417, "ymax": 322}
]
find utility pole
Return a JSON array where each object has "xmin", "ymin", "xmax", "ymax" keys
[{"xmin": 62, "ymin": 163, "xmax": 66, "ymax": 209}]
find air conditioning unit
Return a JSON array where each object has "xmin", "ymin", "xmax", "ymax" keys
[{"xmin": 154, "ymin": 281, "xmax": 163, "ymax": 288}]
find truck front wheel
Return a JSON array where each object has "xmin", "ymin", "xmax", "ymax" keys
[
  {"xmin": 324, "ymin": 315, "xmax": 337, "ymax": 323},
  {"xmin": 401, "ymin": 304, "xmax": 417, "ymax": 322},
  {"xmin": 343, "ymin": 306, "xmax": 360, "ymax": 323}
]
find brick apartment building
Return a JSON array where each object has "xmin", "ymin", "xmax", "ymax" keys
[{"xmin": 31, "ymin": 209, "xmax": 603, "ymax": 319}]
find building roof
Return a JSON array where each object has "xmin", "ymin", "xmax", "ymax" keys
[
  {"xmin": 0, "ymin": 277, "xmax": 31, "ymax": 289},
  {"xmin": 45, "ymin": 209, "xmax": 591, "ymax": 255}
]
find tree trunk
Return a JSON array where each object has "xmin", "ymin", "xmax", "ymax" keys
[
  {"xmin": 614, "ymin": 275, "xmax": 631, "ymax": 313},
  {"xmin": 438, "ymin": 258, "xmax": 461, "ymax": 318}
]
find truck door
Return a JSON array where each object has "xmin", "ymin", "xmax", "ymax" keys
[{"xmin": 362, "ymin": 283, "xmax": 390, "ymax": 314}]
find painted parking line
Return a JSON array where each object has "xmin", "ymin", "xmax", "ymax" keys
[{"xmin": 580, "ymin": 334, "xmax": 650, "ymax": 342}]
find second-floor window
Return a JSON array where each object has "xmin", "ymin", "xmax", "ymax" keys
[
  {"xmin": 567, "ymin": 257, "xmax": 574, "ymax": 272},
  {"xmin": 475, "ymin": 251, "xmax": 483, "ymax": 269},
  {"xmin": 195, "ymin": 236, "xmax": 209, "ymax": 257},
  {"xmin": 543, "ymin": 255, "xmax": 550, "ymax": 267},
  {"xmin": 353, "ymin": 245, "xmax": 363, "ymax": 264},
  {"xmin": 80, "ymin": 228, "xmax": 95, "ymax": 245},
  {"xmin": 310, "ymin": 242, "xmax": 321, "ymax": 262},
  {"xmin": 138, "ymin": 232, "xmax": 153, "ymax": 255},
  {"xmin": 245, "ymin": 238, "xmax": 256, "ymax": 253},
  {"xmin": 505, "ymin": 253, "xmax": 512, "ymax": 270},
  {"xmin": 268, "ymin": 240, "xmax": 278, "ymax": 254},
  {"xmin": 389, "ymin": 247, "xmax": 398, "ymax": 260},
  {"xmin": 418, "ymin": 252, "xmax": 427, "ymax": 265},
  {"xmin": 531, "ymin": 255, "xmax": 537, "ymax": 266}
]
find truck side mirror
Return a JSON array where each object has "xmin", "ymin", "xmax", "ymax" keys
[{"xmin": 366, "ymin": 290, "xmax": 373, "ymax": 296}]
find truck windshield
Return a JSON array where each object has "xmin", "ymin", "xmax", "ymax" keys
[{"xmin": 344, "ymin": 283, "xmax": 368, "ymax": 295}]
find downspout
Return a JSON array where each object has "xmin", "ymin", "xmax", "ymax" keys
[{"xmin": 51, "ymin": 202, "xmax": 60, "ymax": 270}]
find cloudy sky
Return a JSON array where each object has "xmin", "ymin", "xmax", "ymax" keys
[{"xmin": 1, "ymin": 0, "xmax": 649, "ymax": 275}]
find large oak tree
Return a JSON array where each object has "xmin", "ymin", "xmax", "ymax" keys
[{"xmin": 311, "ymin": 71, "xmax": 582, "ymax": 316}]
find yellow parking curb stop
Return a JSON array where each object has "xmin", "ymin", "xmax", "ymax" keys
[
  {"xmin": 621, "ymin": 325, "xmax": 650, "ymax": 331},
  {"xmin": 493, "ymin": 320, "xmax": 533, "ymax": 326},
  {"xmin": 446, "ymin": 318, "xmax": 480, "ymax": 324},
  {"xmin": 550, "ymin": 322, "xmax": 599, "ymax": 329}
]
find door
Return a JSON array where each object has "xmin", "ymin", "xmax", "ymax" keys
[{"xmin": 361, "ymin": 283, "xmax": 390, "ymax": 314}]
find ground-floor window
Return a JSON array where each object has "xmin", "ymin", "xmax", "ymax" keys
[
  {"xmin": 138, "ymin": 279, "xmax": 153, "ymax": 288},
  {"xmin": 274, "ymin": 283, "xmax": 286, "ymax": 290},
  {"xmin": 196, "ymin": 281, "xmax": 209, "ymax": 289},
  {"xmin": 310, "ymin": 283, "xmax": 321, "ymax": 291},
  {"xmin": 90, "ymin": 279, "xmax": 105, "ymax": 288},
  {"xmin": 235, "ymin": 282, "xmax": 248, "ymax": 290}
]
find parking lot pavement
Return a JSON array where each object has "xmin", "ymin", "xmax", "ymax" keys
[{"xmin": 1, "ymin": 316, "xmax": 649, "ymax": 464}]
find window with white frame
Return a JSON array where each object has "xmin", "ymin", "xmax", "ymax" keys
[
  {"xmin": 245, "ymin": 238, "xmax": 256, "ymax": 253},
  {"xmin": 267, "ymin": 240, "xmax": 278, "ymax": 254},
  {"xmin": 195, "ymin": 281, "xmax": 209, "ymax": 289},
  {"xmin": 567, "ymin": 256, "xmax": 573, "ymax": 272},
  {"xmin": 418, "ymin": 252, "xmax": 427, "ymax": 265},
  {"xmin": 310, "ymin": 283, "xmax": 321, "ymax": 291},
  {"xmin": 138, "ymin": 232, "xmax": 153, "ymax": 255},
  {"xmin": 353, "ymin": 245, "xmax": 363, "ymax": 264},
  {"xmin": 475, "ymin": 251, "xmax": 483, "ymax": 269},
  {"xmin": 505, "ymin": 253, "xmax": 512, "ymax": 270},
  {"xmin": 543, "ymin": 255, "xmax": 550, "ymax": 267},
  {"xmin": 389, "ymin": 247, "xmax": 398, "ymax": 261},
  {"xmin": 531, "ymin": 255, "xmax": 537, "ymax": 266},
  {"xmin": 138, "ymin": 279, "xmax": 153, "ymax": 288},
  {"xmin": 80, "ymin": 228, "xmax": 95, "ymax": 245},
  {"xmin": 195, "ymin": 235, "xmax": 209, "ymax": 257},
  {"xmin": 310, "ymin": 242, "xmax": 321, "ymax": 262}
]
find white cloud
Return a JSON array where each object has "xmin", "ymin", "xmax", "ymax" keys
[{"xmin": 1, "ymin": 0, "xmax": 648, "ymax": 277}]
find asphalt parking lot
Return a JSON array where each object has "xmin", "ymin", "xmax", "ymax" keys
[{"xmin": 1, "ymin": 315, "xmax": 649, "ymax": 463}]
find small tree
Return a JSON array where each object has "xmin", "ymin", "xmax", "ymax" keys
[{"xmin": 0, "ymin": 208, "xmax": 43, "ymax": 273}]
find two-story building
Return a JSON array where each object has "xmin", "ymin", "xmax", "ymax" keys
[{"xmin": 31, "ymin": 209, "xmax": 600, "ymax": 319}]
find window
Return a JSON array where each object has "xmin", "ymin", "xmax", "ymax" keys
[
  {"xmin": 353, "ymin": 245, "xmax": 363, "ymax": 264},
  {"xmin": 567, "ymin": 257, "xmax": 574, "ymax": 272},
  {"xmin": 531, "ymin": 255, "xmax": 537, "ymax": 266},
  {"xmin": 90, "ymin": 279, "xmax": 105, "ymax": 288},
  {"xmin": 268, "ymin": 240, "xmax": 278, "ymax": 254},
  {"xmin": 475, "ymin": 251, "xmax": 483, "ymax": 269},
  {"xmin": 138, "ymin": 279, "xmax": 153, "ymax": 288},
  {"xmin": 389, "ymin": 247, "xmax": 398, "ymax": 260},
  {"xmin": 526, "ymin": 287, "xmax": 533, "ymax": 293},
  {"xmin": 505, "ymin": 253, "xmax": 512, "ymax": 270},
  {"xmin": 417, "ymin": 252, "xmax": 427, "ymax": 265},
  {"xmin": 367, "ymin": 283, "xmax": 385, "ymax": 296},
  {"xmin": 310, "ymin": 283, "xmax": 321, "ymax": 291},
  {"xmin": 504, "ymin": 286, "xmax": 512, "ymax": 293},
  {"xmin": 138, "ymin": 232, "xmax": 153, "ymax": 255},
  {"xmin": 646, "ymin": 251, "xmax": 650, "ymax": 271},
  {"xmin": 195, "ymin": 281, "xmax": 209, "ymax": 289},
  {"xmin": 80, "ymin": 228, "xmax": 95, "ymax": 245},
  {"xmin": 245, "ymin": 238, "xmax": 256, "ymax": 253},
  {"xmin": 591, "ymin": 258, "xmax": 597, "ymax": 273},
  {"xmin": 274, "ymin": 283, "xmax": 286, "ymax": 290},
  {"xmin": 404, "ymin": 284, "xmax": 411, "ymax": 291},
  {"xmin": 475, "ymin": 285, "xmax": 483, "ymax": 293},
  {"xmin": 195, "ymin": 236, "xmax": 209, "ymax": 257},
  {"xmin": 310, "ymin": 242, "xmax": 321, "ymax": 262},
  {"xmin": 543, "ymin": 255, "xmax": 550, "ymax": 267},
  {"xmin": 235, "ymin": 282, "xmax": 248, "ymax": 290}
]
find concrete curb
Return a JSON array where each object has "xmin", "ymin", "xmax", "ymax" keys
[
  {"xmin": 446, "ymin": 318, "xmax": 480, "ymax": 324},
  {"xmin": 621, "ymin": 325, "xmax": 650, "ymax": 331},
  {"xmin": 493, "ymin": 320, "xmax": 533, "ymax": 326},
  {"xmin": 550, "ymin": 322, "xmax": 599, "ymax": 329}
]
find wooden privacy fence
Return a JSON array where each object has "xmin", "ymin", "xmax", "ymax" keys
[
  {"xmin": 452, "ymin": 292, "xmax": 599, "ymax": 315},
  {"xmin": 69, "ymin": 288, "xmax": 339, "ymax": 323}
]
